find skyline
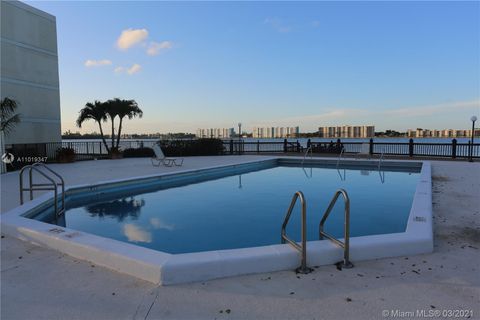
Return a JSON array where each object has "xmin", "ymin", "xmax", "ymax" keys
[{"xmin": 26, "ymin": 1, "xmax": 480, "ymax": 133}]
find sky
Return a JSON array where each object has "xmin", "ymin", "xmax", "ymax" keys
[{"xmin": 26, "ymin": 1, "xmax": 480, "ymax": 134}]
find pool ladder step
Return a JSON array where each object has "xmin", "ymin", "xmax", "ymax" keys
[
  {"xmin": 281, "ymin": 189, "xmax": 353, "ymax": 273},
  {"xmin": 19, "ymin": 162, "xmax": 65, "ymax": 218}
]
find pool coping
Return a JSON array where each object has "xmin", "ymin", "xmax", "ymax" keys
[{"xmin": 0, "ymin": 157, "xmax": 432, "ymax": 285}]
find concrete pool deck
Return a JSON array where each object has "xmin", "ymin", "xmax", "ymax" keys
[{"xmin": 1, "ymin": 156, "xmax": 479, "ymax": 319}]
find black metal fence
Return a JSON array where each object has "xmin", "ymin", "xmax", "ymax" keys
[
  {"xmin": 4, "ymin": 138, "xmax": 479, "ymax": 169},
  {"xmin": 221, "ymin": 138, "xmax": 480, "ymax": 159}
]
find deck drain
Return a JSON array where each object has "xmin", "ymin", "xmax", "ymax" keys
[
  {"xmin": 413, "ymin": 216, "xmax": 426, "ymax": 222},
  {"xmin": 64, "ymin": 232, "xmax": 81, "ymax": 238},
  {"xmin": 48, "ymin": 228, "xmax": 65, "ymax": 233}
]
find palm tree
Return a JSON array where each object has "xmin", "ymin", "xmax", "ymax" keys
[
  {"xmin": 76, "ymin": 101, "xmax": 110, "ymax": 153},
  {"xmin": 1, "ymin": 97, "xmax": 21, "ymax": 173},
  {"xmin": 107, "ymin": 98, "xmax": 143, "ymax": 149},
  {"xmin": 103, "ymin": 99, "xmax": 119, "ymax": 152}
]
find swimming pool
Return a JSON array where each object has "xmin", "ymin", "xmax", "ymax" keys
[
  {"xmin": 2, "ymin": 158, "xmax": 433, "ymax": 285},
  {"xmin": 34, "ymin": 162, "xmax": 419, "ymax": 254}
]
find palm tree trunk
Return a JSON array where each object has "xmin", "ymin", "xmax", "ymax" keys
[
  {"xmin": 97, "ymin": 122, "xmax": 110, "ymax": 153},
  {"xmin": 0, "ymin": 131, "xmax": 6, "ymax": 174},
  {"xmin": 116, "ymin": 117, "xmax": 124, "ymax": 149},
  {"xmin": 110, "ymin": 117, "xmax": 115, "ymax": 151}
]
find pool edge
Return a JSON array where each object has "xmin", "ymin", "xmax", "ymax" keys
[{"xmin": 1, "ymin": 157, "xmax": 432, "ymax": 285}]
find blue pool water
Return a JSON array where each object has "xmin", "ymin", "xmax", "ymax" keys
[{"xmin": 35, "ymin": 163, "xmax": 420, "ymax": 254}]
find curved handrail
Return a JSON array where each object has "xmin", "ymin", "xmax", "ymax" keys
[
  {"xmin": 281, "ymin": 191, "xmax": 312, "ymax": 274},
  {"xmin": 377, "ymin": 148, "xmax": 385, "ymax": 171},
  {"xmin": 302, "ymin": 166, "xmax": 312, "ymax": 179},
  {"xmin": 32, "ymin": 162, "xmax": 65, "ymax": 187},
  {"xmin": 31, "ymin": 162, "xmax": 65, "ymax": 212},
  {"xmin": 301, "ymin": 146, "xmax": 313, "ymax": 166},
  {"xmin": 319, "ymin": 189, "xmax": 353, "ymax": 268},
  {"xmin": 336, "ymin": 148, "xmax": 345, "ymax": 169},
  {"xmin": 19, "ymin": 162, "xmax": 65, "ymax": 218}
]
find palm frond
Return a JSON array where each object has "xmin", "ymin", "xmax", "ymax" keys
[{"xmin": 1, "ymin": 113, "xmax": 21, "ymax": 135}]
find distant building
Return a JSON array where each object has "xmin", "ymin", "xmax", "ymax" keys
[
  {"xmin": 1, "ymin": 0, "xmax": 61, "ymax": 144},
  {"xmin": 407, "ymin": 128, "xmax": 480, "ymax": 138},
  {"xmin": 196, "ymin": 128, "xmax": 234, "ymax": 138},
  {"xmin": 252, "ymin": 126, "xmax": 299, "ymax": 138},
  {"xmin": 318, "ymin": 125, "xmax": 375, "ymax": 138}
]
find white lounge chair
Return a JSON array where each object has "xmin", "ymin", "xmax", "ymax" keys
[{"xmin": 151, "ymin": 144, "xmax": 184, "ymax": 167}]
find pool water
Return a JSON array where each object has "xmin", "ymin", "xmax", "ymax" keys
[{"xmin": 36, "ymin": 165, "xmax": 419, "ymax": 254}]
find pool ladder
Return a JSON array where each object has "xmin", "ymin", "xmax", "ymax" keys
[
  {"xmin": 281, "ymin": 188, "xmax": 353, "ymax": 273},
  {"xmin": 19, "ymin": 162, "xmax": 65, "ymax": 218},
  {"xmin": 301, "ymin": 146, "xmax": 313, "ymax": 166}
]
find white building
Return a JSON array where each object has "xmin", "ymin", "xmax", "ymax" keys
[
  {"xmin": 1, "ymin": 0, "xmax": 61, "ymax": 144},
  {"xmin": 318, "ymin": 125, "xmax": 375, "ymax": 138},
  {"xmin": 196, "ymin": 128, "xmax": 234, "ymax": 139},
  {"xmin": 407, "ymin": 128, "xmax": 480, "ymax": 138},
  {"xmin": 252, "ymin": 126, "xmax": 299, "ymax": 138}
]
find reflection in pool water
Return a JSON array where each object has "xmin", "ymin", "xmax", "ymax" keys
[{"xmin": 47, "ymin": 165, "xmax": 420, "ymax": 254}]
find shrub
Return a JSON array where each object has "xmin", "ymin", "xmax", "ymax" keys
[
  {"xmin": 56, "ymin": 147, "xmax": 76, "ymax": 163},
  {"xmin": 160, "ymin": 139, "xmax": 224, "ymax": 156},
  {"xmin": 123, "ymin": 147, "xmax": 155, "ymax": 158}
]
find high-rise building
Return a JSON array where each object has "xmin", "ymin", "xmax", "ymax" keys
[
  {"xmin": 318, "ymin": 125, "xmax": 375, "ymax": 138},
  {"xmin": 252, "ymin": 126, "xmax": 299, "ymax": 138},
  {"xmin": 196, "ymin": 128, "xmax": 234, "ymax": 138},
  {"xmin": 1, "ymin": 0, "xmax": 61, "ymax": 144},
  {"xmin": 407, "ymin": 128, "xmax": 479, "ymax": 138}
]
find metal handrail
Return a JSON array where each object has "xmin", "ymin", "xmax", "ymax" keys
[
  {"xmin": 19, "ymin": 163, "xmax": 65, "ymax": 217},
  {"xmin": 302, "ymin": 166, "xmax": 312, "ymax": 179},
  {"xmin": 319, "ymin": 189, "xmax": 353, "ymax": 268},
  {"xmin": 301, "ymin": 146, "xmax": 313, "ymax": 166},
  {"xmin": 32, "ymin": 162, "xmax": 65, "ymax": 212},
  {"xmin": 378, "ymin": 170, "xmax": 385, "ymax": 184},
  {"xmin": 336, "ymin": 148, "xmax": 345, "ymax": 169},
  {"xmin": 377, "ymin": 148, "xmax": 385, "ymax": 171},
  {"xmin": 281, "ymin": 191, "xmax": 312, "ymax": 274}
]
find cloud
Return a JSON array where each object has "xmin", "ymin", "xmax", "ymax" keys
[
  {"xmin": 114, "ymin": 66, "xmax": 125, "ymax": 74},
  {"xmin": 84, "ymin": 59, "xmax": 112, "ymax": 67},
  {"xmin": 114, "ymin": 63, "xmax": 142, "ymax": 75},
  {"xmin": 127, "ymin": 63, "xmax": 142, "ymax": 74},
  {"xmin": 264, "ymin": 17, "xmax": 291, "ymax": 33},
  {"xmin": 251, "ymin": 99, "xmax": 480, "ymax": 131},
  {"xmin": 149, "ymin": 218, "xmax": 174, "ymax": 230},
  {"xmin": 117, "ymin": 28, "xmax": 149, "ymax": 50},
  {"xmin": 146, "ymin": 41, "xmax": 173, "ymax": 56},
  {"xmin": 311, "ymin": 20, "xmax": 320, "ymax": 28},
  {"xmin": 383, "ymin": 100, "xmax": 480, "ymax": 117},
  {"xmin": 252, "ymin": 109, "xmax": 369, "ymax": 127},
  {"xmin": 123, "ymin": 224, "xmax": 152, "ymax": 243}
]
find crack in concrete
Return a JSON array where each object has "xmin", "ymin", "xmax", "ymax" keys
[{"xmin": 144, "ymin": 287, "xmax": 160, "ymax": 320}]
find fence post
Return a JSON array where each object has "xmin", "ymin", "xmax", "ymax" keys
[
  {"xmin": 283, "ymin": 139, "xmax": 287, "ymax": 153},
  {"xmin": 307, "ymin": 139, "xmax": 311, "ymax": 149},
  {"xmin": 369, "ymin": 138, "xmax": 374, "ymax": 155},
  {"xmin": 296, "ymin": 140, "xmax": 300, "ymax": 152},
  {"xmin": 452, "ymin": 139, "xmax": 457, "ymax": 159},
  {"xmin": 230, "ymin": 139, "xmax": 233, "ymax": 155},
  {"xmin": 409, "ymin": 139, "xmax": 414, "ymax": 157},
  {"xmin": 257, "ymin": 140, "xmax": 260, "ymax": 154}
]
